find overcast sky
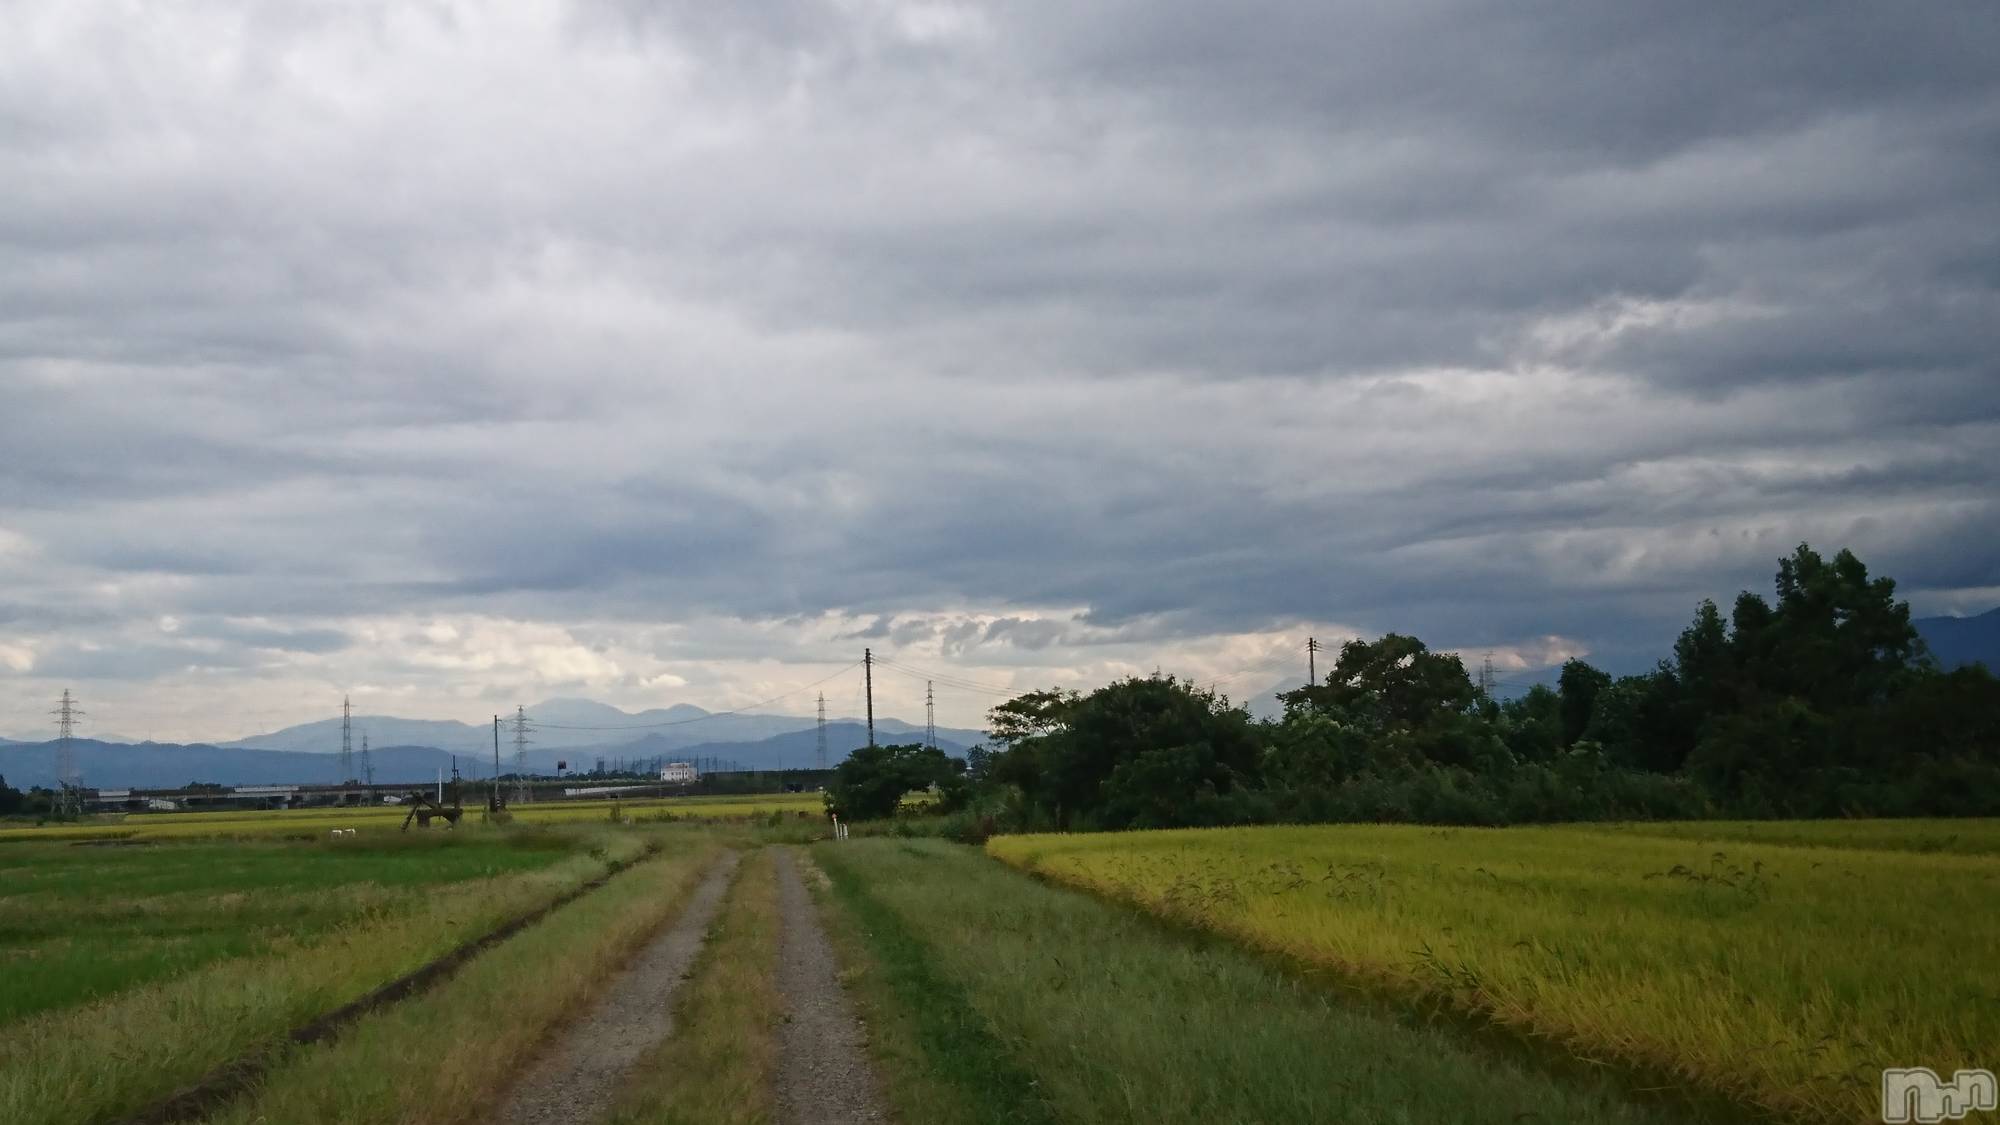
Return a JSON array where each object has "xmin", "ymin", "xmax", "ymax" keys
[{"xmin": 3, "ymin": 1, "xmax": 1997, "ymax": 741}]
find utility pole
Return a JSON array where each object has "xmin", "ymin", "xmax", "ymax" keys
[
  {"xmin": 1307, "ymin": 637, "xmax": 1318, "ymax": 685},
  {"xmin": 815, "ymin": 692, "xmax": 828, "ymax": 771},
  {"xmin": 52, "ymin": 689, "xmax": 82, "ymax": 818},
  {"xmin": 339, "ymin": 695, "xmax": 353, "ymax": 783},
  {"xmin": 925, "ymin": 680, "xmax": 936, "ymax": 751},
  {"xmin": 491, "ymin": 715, "xmax": 502, "ymax": 812},
  {"xmin": 360, "ymin": 733, "xmax": 374, "ymax": 787},
  {"xmin": 511, "ymin": 706, "xmax": 533, "ymax": 804},
  {"xmin": 864, "ymin": 648, "xmax": 875, "ymax": 748}
]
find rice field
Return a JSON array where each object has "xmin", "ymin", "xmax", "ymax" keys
[
  {"xmin": 988, "ymin": 821, "xmax": 2000, "ymax": 1123},
  {"xmin": 0, "ymin": 826, "xmax": 664, "ymax": 1125},
  {"xmin": 814, "ymin": 837, "xmax": 1699, "ymax": 1125},
  {"xmin": 0, "ymin": 790, "xmax": 826, "ymax": 842},
  {"xmin": 6, "ymin": 810, "xmax": 1987, "ymax": 1124},
  {"xmin": 199, "ymin": 839, "xmax": 725, "ymax": 1125},
  {"xmin": 0, "ymin": 833, "xmax": 574, "ymax": 1023},
  {"xmin": 1598, "ymin": 816, "xmax": 2000, "ymax": 856}
]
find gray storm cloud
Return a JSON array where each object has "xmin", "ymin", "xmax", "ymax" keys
[{"xmin": 1, "ymin": 0, "xmax": 1996, "ymax": 738}]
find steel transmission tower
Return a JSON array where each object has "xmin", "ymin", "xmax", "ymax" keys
[
  {"xmin": 360, "ymin": 733, "xmax": 374, "ymax": 786},
  {"xmin": 815, "ymin": 692, "xmax": 828, "ymax": 771},
  {"xmin": 52, "ymin": 689, "xmax": 82, "ymax": 817},
  {"xmin": 864, "ymin": 648, "xmax": 875, "ymax": 748},
  {"xmin": 1479, "ymin": 653, "xmax": 1496, "ymax": 698},
  {"xmin": 339, "ymin": 695, "xmax": 354, "ymax": 782},
  {"xmin": 511, "ymin": 706, "xmax": 533, "ymax": 803},
  {"xmin": 925, "ymin": 681, "xmax": 936, "ymax": 751}
]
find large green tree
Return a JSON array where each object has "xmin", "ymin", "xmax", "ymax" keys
[
  {"xmin": 1556, "ymin": 659, "xmax": 1611, "ymax": 748},
  {"xmin": 1755, "ymin": 544, "xmax": 1923, "ymax": 709},
  {"xmin": 824, "ymin": 743, "xmax": 964, "ymax": 821},
  {"xmin": 1283, "ymin": 633, "xmax": 1478, "ymax": 732},
  {"xmin": 1032, "ymin": 676, "xmax": 1262, "ymax": 829}
]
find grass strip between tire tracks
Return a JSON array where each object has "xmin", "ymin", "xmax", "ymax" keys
[
  {"xmin": 608, "ymin": 847, "xmax": 781, "ymax": 1125},
  {"xmin": 813, "ymin": 845, "xmax": 1059, "ymax": 1125},
  {"xmin": 199, "ymin": 843, "xmax": 727, "ymax": 1125},
  {"xmin": 113, "ymin": 838, "xmax": 667, "ymax": 1125}
]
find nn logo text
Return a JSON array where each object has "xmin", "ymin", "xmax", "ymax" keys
[{"xmin": 1883, "ymin": 1068, "xmax": 1997, "ymax": 1124}]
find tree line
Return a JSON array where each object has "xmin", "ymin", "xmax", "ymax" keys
[{"xmin": 825, "ymin": 544, "xmax": 2000, "ymax": 833}]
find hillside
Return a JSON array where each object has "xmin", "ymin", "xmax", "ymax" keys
[
  {"xmin": 0, "ymin": 721, "xmax": 977, "ymax": 790},
  {"xmin": 0, "ymin": 739, "xmax": 512, "ymax": 790},
  {"xmin": 1915, "ymin": 608, "xmax": 2000, "ymax": 671},
  {"xmin": 556, "ymin": 723, "xmax": 973, "ymax": 774},
  {"xmin": 219, "ymin": 698, "xmax": 985, "ymax": 757}
]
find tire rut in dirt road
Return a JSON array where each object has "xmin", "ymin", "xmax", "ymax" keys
[
  {"xmin": 494, "ymin": 850, "xmax": 742, "ymax": 1125},
  {"xmin": 774, "ymin": 848, "xmax": 888, "ymax": 1125}
]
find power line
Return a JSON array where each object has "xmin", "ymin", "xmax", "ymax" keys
[
  {"xmin": 531, "ymin": 663, "xmax": 863, "ymax": 730},
  {"xmin": 1201, "ymin": 643, "xmax": 1306, "ymax": 691},
  {"xmin": 876, "ymin": 658, "xmax": 1017, "ymax": 694},
  {"xmin": 872, "ymin": 657, "xmax": 1019, "ymax": 697}
]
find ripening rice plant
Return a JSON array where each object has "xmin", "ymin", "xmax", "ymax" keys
[{"xmin": 988, "ymin": 821, "xmax": 2000, "ymax": 1123}]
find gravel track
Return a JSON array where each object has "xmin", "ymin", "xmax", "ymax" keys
[
  {"xmin": 774, "ymin": 848, "xmax": 887, "ymax": 1125},
  {"xmin": 494, "ymin": 850, "xmax": 741, "ymax": 1125}
]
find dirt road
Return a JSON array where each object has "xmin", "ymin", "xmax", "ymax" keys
[
  {"xmin": 773, "ymin": 848, "xmax": 887, "ymax": 1125},
  {"xmin": 494, "ymin": 851, "xmax": 742, "ymax": 1125}
]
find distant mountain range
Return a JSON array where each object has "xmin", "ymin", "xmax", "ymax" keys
[
  {"xmin": 211, "ymin": 697, "xmax": 982, "ymax": 757},
  {"xmin": 0, "ymin": 697, "xmax": 986, "ymax": 790},
  {"xmin": 0, "ymin": 720, "xmax": 975, "ymax": 791},
  {"xmin": 7, "ymin": 613, "xmax": 1991, "ymax": 791},
  {"xmin": 1915, "ymin": 608, "xmax": 2000, "ymax": 671}
]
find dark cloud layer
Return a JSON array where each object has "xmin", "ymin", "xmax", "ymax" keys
[{"xmin": 2, "ymin": 0, "xmax": 1997, "ymax": 737}]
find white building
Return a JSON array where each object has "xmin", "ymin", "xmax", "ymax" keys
[{"xmin": 660, "ymin": 762, "xmax": 698, "ymax": 785}]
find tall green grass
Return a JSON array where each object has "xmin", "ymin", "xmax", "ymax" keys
[
  {"xmin": 1598, "ymin": 816, "xmax": 2000, "ymax": 855},
  {"xmin": 609, "ymin": 848, "xmax": 780, "ymax": 1125},
  {"xmin": 989, "ymin": 821, "xmax": 2000, "ymax": 1122},
  {"xmin": 812, "ymin": 847, "xmax": 1056, "ymax": 1125},
  {"xmin": 0, "ymin": 828, "xmax": 654, "ymax": 1125},
  {"xmin": 201, "ymin": 841, "xmax": 725, "ymax": 1125},
  {"xmin": 0, "ymin": 835, "xmax": 570, "ymax": 1022},
  {"xmin": 817, "ymin": 838, "xmax": 1696, "ymax": 1125},
  {"xmin": 0, "ymin": 792, "xmax": 825, "ymax": 842}
]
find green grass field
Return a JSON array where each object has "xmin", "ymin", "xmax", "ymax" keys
[
  {"xmin": 4, "ymin": 813, "xmax": 1988, "ymax": 1124},
  {"xmin": 988, "ymin": 821, "xmax": 2000, "ymax": 1122},
  {"xmin": 0, "ymin": 833, "xmax": 573, "ymax": 1024},
  {"xmin": 1599, "ymin": 816, "xmax": 2000, "ymax": 855},
  {"xmin": 202, "ymin": 837, "xmax": 724, "ymax": 1125},
  {"xmin": 0, "ymin": 790, "xmax": 826, "ymax": 842},
  {"xmin": 815, "ymin": 837, "xmax": 1698, "ymax": 1125},
  {"xmin": 0, "ymin": 826, "xmax": 659, "ymax": 1125}
]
